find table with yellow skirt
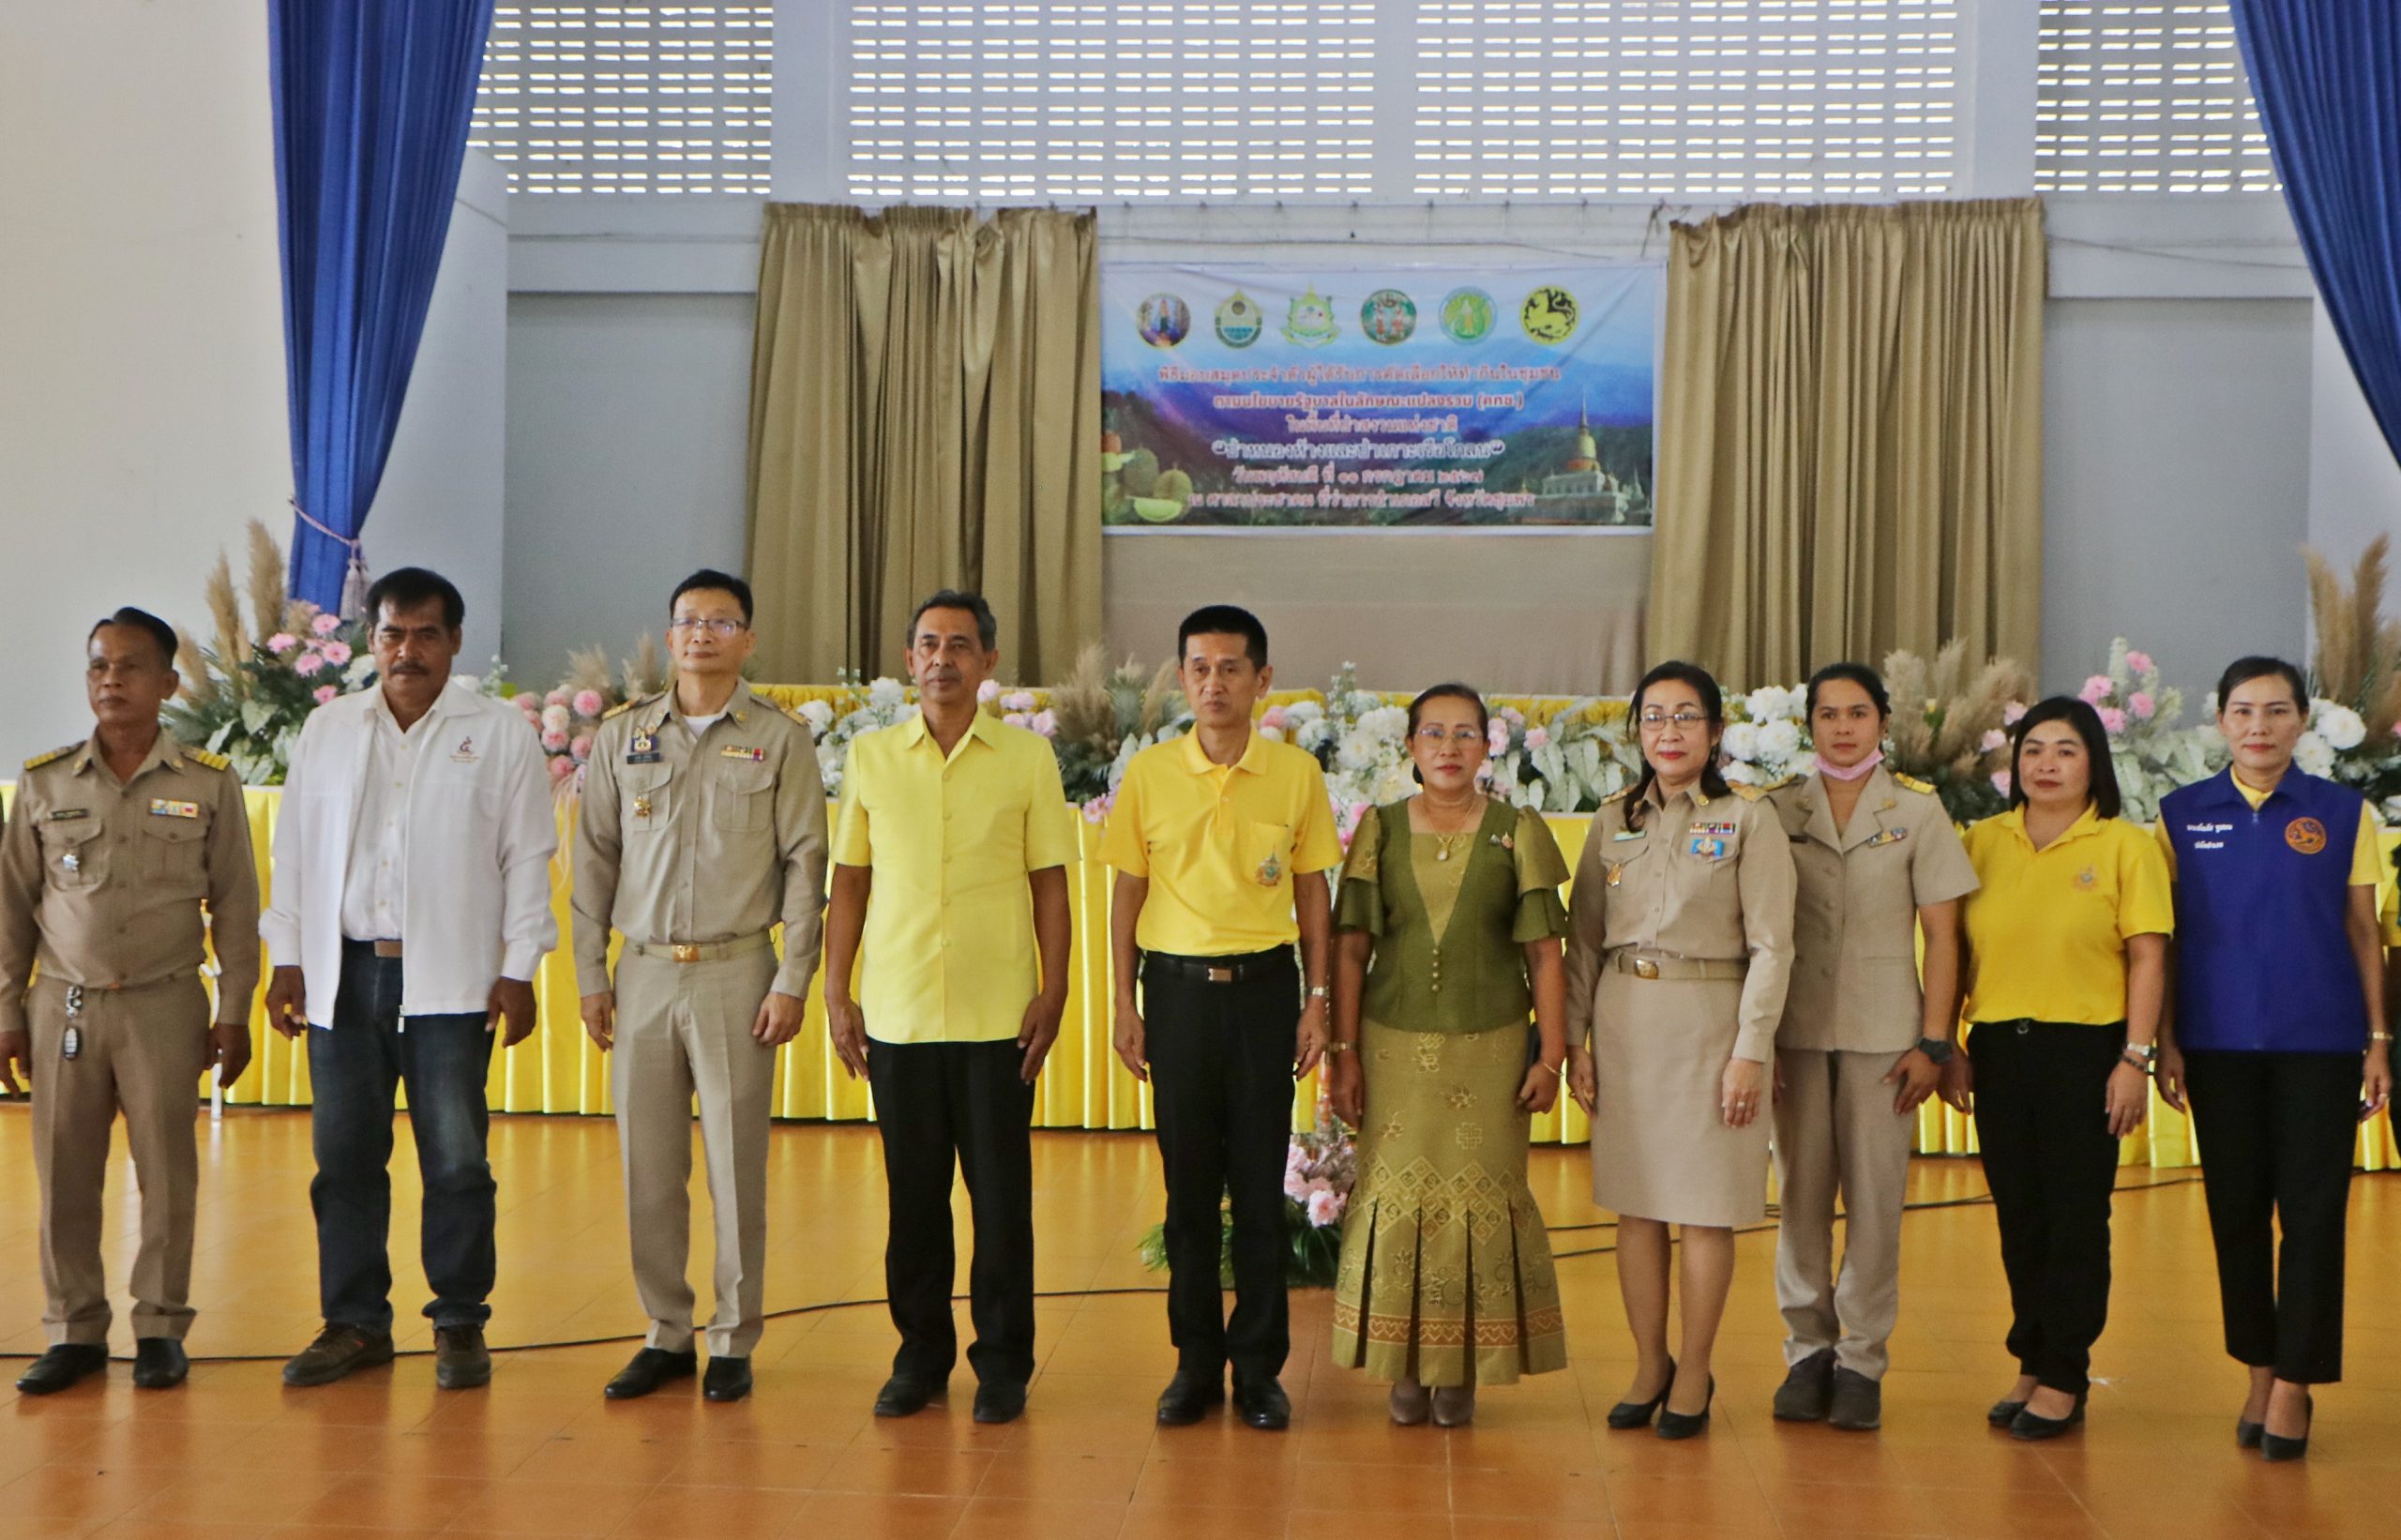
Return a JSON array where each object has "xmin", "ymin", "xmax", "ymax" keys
[{"xmin": 2, "ymin": 780, "xmax": 2393, "ymax": 1170}]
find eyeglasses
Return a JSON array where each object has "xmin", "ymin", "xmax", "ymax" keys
[
  {"xmin": 669, "ymin": 618, "xmax": 747, "ymax": 638},
  {"xmin": 1412, "ymin": 726, "xmax": 1486, "ymax": 744},
  {"xmin": 1638, "ymin": 711, "xmax": 1710, "ymax": 730}
]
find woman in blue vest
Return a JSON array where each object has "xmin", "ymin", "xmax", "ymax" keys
[{"xmin": 2155, "ymin": 657, "xmax": 2393, "ymax": 1461}]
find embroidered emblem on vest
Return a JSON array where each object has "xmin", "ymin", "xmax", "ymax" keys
[{"xmin": 2285, "ymin": 817, "xmax": 2328, "ymax": 855}]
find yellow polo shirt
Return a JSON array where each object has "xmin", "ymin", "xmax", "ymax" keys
[
  {"xmin": 1960, "ymin": 806, "xmax": 2174, "ymax": 1025},
  {"xmin": 833, "ymin": 712, "xmax": 1076, "ymax": 1043},
  {"xmin": 1099, "ymin": 729, "xmax": 1342, "ymax": 957},
  {"xmin": 2152, "ymin": 777, "xmax": 2383, "ymax": 885}
]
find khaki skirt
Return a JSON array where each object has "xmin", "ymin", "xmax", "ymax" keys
[{"xmin": 1589, "ymin": 972, "xmax": 1772, "ymax": 1228}]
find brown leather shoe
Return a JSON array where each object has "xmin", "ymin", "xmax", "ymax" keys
[
  {"xmin": 433, "ymin": 1325, "xmax": 492, "ymax": 1390},
  {"xmin": 282, "ymin": 1325, "xmax": 396, "ymax": 1387}
]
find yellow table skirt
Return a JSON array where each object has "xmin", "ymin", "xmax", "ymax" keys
[{"xmin": 1, "ymin": 785, "xmax": 2393, "ymax": 1170}]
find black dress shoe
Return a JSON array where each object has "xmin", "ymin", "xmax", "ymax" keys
[
  {"xmin": 873, "ymin": 1374, "xmax": 943, "ymax": 1417},
  {"xmin": 1606, "ymin": 1357, "xmax": 1675, "ymax": 1430},
  {"xmin": 2236, "ymin": 1417, "xmax": 2264, "ymax": 1449},
  {"xmin": 973, "ymin": 1381, "xmax": 1028, "ymax": 1425},
  {"xmin": 2260, "ymin": 1392, "xmax": 2313, "ymax": 1462},
  {"xmin": 1827, "ymin": 1367, "xmax": 1882, "ymax": 1432},
  {"xmin": 2008, "ymin": 1392, "xmax": 2088, "ymax": 1442},
  {"xmin": 131, "ymin": 1338, "xmax": 189, "ymax": 1390},
  {"xmin": 1155, "ymin": 1369, "xmax": 1224, "ymax": 1426},
  {"xmin": 1232, "ymin": 1377, "xmax": 1291, "ymax": 1430},
  {"xmin": 702, "ymin": 1357, "xmax": 752, "ymax": 1402},
  {"xmin": 1655, "ymin": 1374, "xmax": 1715, "ymax": 1441},
  {"xmin": 1986, "ymin": 1397, "xmax": 2029, "ymax": 1427},
  {"xmin": 1772, "ymin": 1349, "xmax": 1835, "ymax": 1422},
  {"xmin": 15, "ymin": 1343, "xmax": 109, "ymax": 1396},
  {"xmin": 604, "ymin": 1347, "xmax": 698, "ymax": 1400}
]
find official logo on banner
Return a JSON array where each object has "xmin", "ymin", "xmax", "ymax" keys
[
  {"xmin": 1214, "ymin": 290, "xmax": 1262, "ymax": 348},
  {"xmin": 1440, "ymin": 287, "xmax": 1495, "ymax": 343},
  {"xmin": 1521, "ymin": 284, "xmax": 1579, "ymax": 343},
  {"xmin": 1137, "ymin": 293, "xmax": 1191, "ymax": 349},
  {"xmin": 1360, "ymin": 288, "xmax": 1416, "ymax": 345},
  {"xmin": 1282, "ymin": 283, "xmax": 1340, "ymax": 346}
]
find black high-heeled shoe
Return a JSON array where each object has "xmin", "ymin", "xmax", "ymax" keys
[
  {"xmin": 1606, "ymin": 1358, "xmax": 1675, "ymax": 1430},
  {"xmin": 2236, "ymin": 1417, "xmax": 2264, "ymax": 1449},
  {"xmin": 2260, "ymin": 1392, "xmax": 2313, "ymax": 1462},
  {"xmin": 2008, "ymin": 1390, "xmax": 2088, "ymax": 1442},
  {"xmin": 1655, "ymin": 1374, "xmax": 1715, "ymax": 1441}
]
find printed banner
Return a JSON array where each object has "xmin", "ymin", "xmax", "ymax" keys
[{"xmin": 1101, "ymin": 262, "xmax": 1658, "ymax": 530}]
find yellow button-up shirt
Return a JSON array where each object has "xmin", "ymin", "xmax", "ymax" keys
[
  {"xmin": 1099, "ymin": 729, "xmax": 1342, "ymax": 957},
  {"xmin": 833, "ymin": 711, "xmax": 1076, "ymax": 1043},
  {"xmin": 1961, "ymin": 806, "xmax": 2174, "ymax": 1026}
]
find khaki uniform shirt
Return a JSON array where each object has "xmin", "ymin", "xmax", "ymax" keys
[
  {"xmin": 1562, "ymin": 779, "xmax": 1797, "ymax": 1062},
  {"xmin": 0, "ymin": 732, "xmax": 261, "ymax": 1036},
  {"xmin": 1766, "ymin": 766, "xmax": 1980, "ymax": 1054},
  {"xmin": 571, "ymin": 682, "xmax": 830, "ymax": 1000}
]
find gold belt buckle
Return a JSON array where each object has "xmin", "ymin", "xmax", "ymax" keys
[
  {"xmin": 672, "ymin": 944, "xmax": 702, "ymax": 964},
  {"xmin": 1634, "ymin": 957, "xmax": 1660, "ymax": 980},
  {"xmin": 1205, "ymin": 966, "xmax": 1234, "ymax": 983}
]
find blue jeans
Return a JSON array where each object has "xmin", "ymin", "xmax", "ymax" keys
[{"xmin": 308, "ymin": 942, "xmax": 497, "ymax": 1333}]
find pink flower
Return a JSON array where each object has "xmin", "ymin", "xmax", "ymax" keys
[
  {"xmin": 1003, "ymin": 711, "xmax": 1030, "ymax": 731},
  {"xmin": 1524, "ymin": 726, "xmax": 1551, "ymax": 750},
  {"xmin": 2097, "ymin": 706, "xmax": 2128, "ymax": 735},
  {"xmin": 572, "ymin": 689, "xmax": 606, "ymax": 718},
  {"xmin": 1487, "ymin": 720, "xmax": 1510, "ymax": 756},
  {"xmin": 311, "ymin": 611, "xmax": 342, "ymax": 636},
  {"xmin": 293, "ymin": 652, "xmax": 325, "ymax": 677},
  {"xmin": 541, "ymin": 703, "xmax": 571, "ymax": 732},
  {"xmin": 1305, "ymin": 1188, "xmax": 1346, "ymax": 1227},
  {"xmin": 977, "ymin": 680, "xmax": 1002, "ymax": 703},
  {"xmin": 1002, "ymin": 689, "xmax": 1038, "ymax": 713},
  {"xmin": 547, "ymin": 754, "xmax": 577, "ymax": 783},
  {"xmin": 318, "ymin": 641, "xmax": 352, "ymax": 666},
  {"xmin": 267, "ymin": 632, "xmax": 298, "ymax": 654},
  {"xmin": 516, "ymin": 693, "xmax": 540, "ymax": 717},
  {"xmin": 1980, "ymin": 728, "xmax": 2007, "ymax": 752},
  {"xmin": 2002, "ymin": 702, "xmax": 2027, "ymax": 725},
  {"xmin": 1991, "ymin": 770, "xmax": 2013, "ymax": 796},
  {"xmin": 568, "ymin": 733, "xmax": 593, "ymax": 762},
  {"xmin": 546, "ymin": 687, "xmax": 570, "ymax": 707},
  {"xmin": 1261, "ymin": 706, "xmax": 1289, "ymax": 731},
  {"xmin": 312, "ymin": 685, "xmax": 339, "ymax": 705},
  {"xmin": 2078, "ymin": 675, "xmax": 2114, "ymax": 705},
  {"xmin": 2128, "ymin": 690, "xmax": 2155, "ymax": 719},
  {"xmin": 1030, "ymin": 709, "xmax": 1058, "ymax": 739},
  {"xmin": 1080, "ymin": 793, "xmax": 1114, "ymax": 824},
  {"xmin": 2125, "ymin": 651, "xmax": 2154, "ymax": 675},
  {"xmin": 1284, "ymin": 1169, "xmax": 1311, "ymax": 1201},
  {"xmin": 541, "ymin": 728, "xmax": 569, "ymax": 752}
]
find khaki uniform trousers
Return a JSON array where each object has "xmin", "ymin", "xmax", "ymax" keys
[
  {"xmin": 612, "ymin": 947, "xmax": 778, "ymax": 1358},
  {"xmin": 1771, "ymin": 1047, "xmax": 1914, "ymax": 1380},
  {"xmin": 28, "ymin": 974, "xmax": 211, "ymax": 1345}
]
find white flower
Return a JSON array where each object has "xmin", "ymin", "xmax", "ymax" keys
[
  {"xmin": 1296, "ymin": 719, "xmax": 1335, "ymax": 751},
  {"xmin": 867, "ymin": 677, "xmax": 905, "ymax": 709},
  {"xmin": 1758, "ymin": 718, "xmax": 1803, "ymax": 760},
  {"xmin": 2294, "ymin": 731, "xmax": 2336, "ymax": 778},
  {"xmin": 2313, "ymin": 702, "xmax": 2366, "ymax": 751},
  {"xmin": 799, "ymin": 700, "xmax": 834, "ymax": 732},
  {"xmin": 1722, "ymin": 760, "xmax": 1761, "ymax": 785},
  {"xmin": 1356, "ymin": 704, "xmax": 1410, "ymax": 741},
  {"xmin": 1720, "ymin": 722, "xmax": 1761, "ymax": 762},
  {"xmin": 1744, "ymin": 686, "xmax": 1801, "ymax": 723},
  {"xmin": 1283, "ymin": 701, "xmax": 1324, "ymax": 722}
]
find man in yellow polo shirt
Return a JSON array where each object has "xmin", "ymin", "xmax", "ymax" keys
[
  {"xmin": 823, "ymin": 590, "xmax": 1074, "ymax": 1427},
  {"xmin": 1102, "ymin": 604, "xmax": 1341, "ymax": 1431}
]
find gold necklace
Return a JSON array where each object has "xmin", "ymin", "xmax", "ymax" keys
[{"xmin": 1420, "ymin": 793, "xmax": 1482, "ymax": 860}]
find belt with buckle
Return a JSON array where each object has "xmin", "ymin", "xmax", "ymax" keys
[
  {"xmin": 1143, "ymin": 947, "xmax": 1293, "ymax": 985},
  {"xmin": 630, "ymin": 932, "xmax": 775, "ymax": 965},
  {"xmin": 1607, "ymin": 950, "xmax": 1748, "ymax": 983}
]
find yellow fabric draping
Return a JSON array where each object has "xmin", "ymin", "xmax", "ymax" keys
[
  {"xmin": 5, "ymin": 780, "xmax": 2388, "ymax": 1170},
  {"xmin": 745, "ymin": 203, "xmax": 1101, "ymax": 684},
  {"xmin": 1648, "ymin": 199, "xmax": 2047, "ymax": 687}
]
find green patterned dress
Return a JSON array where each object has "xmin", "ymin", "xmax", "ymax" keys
[{"xmin": 1328, "ymin": 797, "xmax": 1572, "ymax": 1387}]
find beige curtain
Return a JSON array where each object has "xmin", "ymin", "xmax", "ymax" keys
[
  {"xmin": 746, "ymin": 203, "xmax": 1100, "ymax": 681},
  {"xmin": 1646, "ymin": 199, "xmax": 2046, "ymax": 687}
]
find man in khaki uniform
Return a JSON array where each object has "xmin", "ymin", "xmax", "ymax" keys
[
  {"xmin": 0, "ymin": 608, "xmax": 259, "ymax": 1394},
  {"xmin": 573, "ymin": 569, "xmax": 827, "ymax": 1404},
  {"xmin": 1764, "ymin": 754, "xmax": 1977, "ymax": 1429}
]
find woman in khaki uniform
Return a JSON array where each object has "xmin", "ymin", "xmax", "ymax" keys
[
  {"xmin": 1564, "ymin": 661, "xmax": 1796, "ymax": 1439},
  {"xmin": 1763, "ymin": 663, "xmax": 1978, "ymax": 1433}
]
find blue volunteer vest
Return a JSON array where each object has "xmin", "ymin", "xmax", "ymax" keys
[{"xmin": 2160, "ymin": 768, "xmax": 2369, "ymax": 1053}]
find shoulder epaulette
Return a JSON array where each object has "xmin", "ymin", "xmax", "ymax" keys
[
  {"xmin": 1753, "ymin": 775, "xmax": 1796, "ymax": 795},
  {"xmin": 601, "ymin": 700, "xmax": 636, "ymax": 720},
  {"xmin": 1894, "ymin": 772, "xmax": 1936, "ymax": 795},
  {"xmin": 783, "ymin": 704, "xmax": 814, "ymax": 728},
  {"xmin": 187, "ymin": 747, "xmax": 232, "ymax": 772},
  {"xmin": 1732, "ymin": 782, "xmax": 1772, "ymax": 802},
  {"xmin": 1600, "ymin": 786, "xmax": 1632, "ymax": 806},
  {"xmin": 23, "ymin": 744, "xmax": 78, "ymax": 772}
]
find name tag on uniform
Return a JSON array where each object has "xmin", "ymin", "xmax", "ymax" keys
[
  {"xmin": 627, "ymin": 731, "xmax": 661, "ymax": 764},
  {"xmin": 1610, "ymin": 828, "xmax": 1646, "ymax": 842},
  {"xmin": 720, "ymin": 745, "xmax": 767, "ymax": 762},
  {"xmin": 149, "ymin": 799, "xmax": 201, "ymax": 820},
  {"xmin": 1687, "ymin": 836, "xmax": 1729, "ymax": 861},
  {"xmin": 1864, "ymin": 826, "xmax": 1908, "ymax": 848},
  {"xmin": 45, "ymin": 808, "xmax": 89, "ymax": 822}
]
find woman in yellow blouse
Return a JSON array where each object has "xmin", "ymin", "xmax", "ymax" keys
[{"xmin": 1951, "ymin": 697, "xmax": 2172, "ymax": 1441}]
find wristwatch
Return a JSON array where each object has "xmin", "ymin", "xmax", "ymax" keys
[
  {"xmin": 2122, "ymin": 1042, "xmax": 2158, "ymax": 1075},
  {"xmin": 1306, "ymin": 985, "xmax": 1331, "ymax": 1002},
  {"xmin": 1914, "ymin": 1037, "xmax": 1955, "ymax": 1065}
]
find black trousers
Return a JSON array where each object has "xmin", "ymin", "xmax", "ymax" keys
[
  {"xmin": 1141, "ymin": 949, "xmax": 1299, "ymax": 1384},
  {"xmin": 1971, "ymin": 1020, "xmax": 2124, "ymax": 1397},
  {"xmin": 866, "ymin": 1038, "xmax": 1037, "ymax": 1387},
  {"xmin": 2182, "ymin": 1049, "xmax": 2361, "ymax": 1384}
]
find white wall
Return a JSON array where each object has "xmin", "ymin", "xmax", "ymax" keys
[
  {"xmin": 2305, "ymin": 305, "xmax": 2401, "ymax": 574},
  {"xmin": 0, "ymin": 1, "xmax": 288, "ymax": 755}
]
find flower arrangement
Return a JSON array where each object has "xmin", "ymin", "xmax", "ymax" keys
[
  {"xmin": 1037, "ymin": 645, "xmax": 1191, "ymax": 810},
  {"xmin": 1719, "ymin": 684, "xmax": 1810, "ymax": 789},
  {"xmin": 2303, "ymin": 537, "xmax": 2401, "ymax": 808},
  {"xmin": 810, "ymin": 673, "xmax": 919, "ymax": 797},
  {"xmin": 163, "ymin": 521, "xmax": 376, "ymax": 785},
  {"xmin": 1310, "ymin": 665, "xmax": 1418, "ymax": 843},
  {"xmin": 1138, "ymin": 1106, "xmax": 1357, "ymax": 1287},
  {"xmin": 1880, "ymin": 643, "xmax": 2031, "ymax": 823},
  {"xmin": 2078, "ymin": 639, "xmax": 2219, "ymax": 824},
  {"xmin": 511, "ymin": 639, "xmax": 668, "ymax": 793},
  {"xmin": 1486, "ymin": 701, "xmax": 1638, "ymax": 812}
]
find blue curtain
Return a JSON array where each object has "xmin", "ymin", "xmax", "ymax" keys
[
  {"xmin": 268, "ymin": 0, "xmax": 496, "ymax": 612},
  {"xmin": 2231, "ymin": 2, "xmax": 2401, "ymax": 466}
]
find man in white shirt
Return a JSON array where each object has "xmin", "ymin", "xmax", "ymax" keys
[{"xmin": 262, "ymin": 568, "xmax": 556, "ymax": 1391}]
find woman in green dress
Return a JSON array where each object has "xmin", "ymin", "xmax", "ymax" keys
[{"xmin": 1325, "ymin": 684, "xmax": 1572, "ymax": 1427}]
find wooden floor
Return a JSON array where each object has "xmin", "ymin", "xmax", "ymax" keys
[{"xmin": 2, "ymin": 1105, "xmax": 2399, "ymax": 1538}]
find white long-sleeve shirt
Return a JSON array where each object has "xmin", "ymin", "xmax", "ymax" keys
[{"xmin": 263, "ymin": 681, "xmax": 558, "ymax": 1025}]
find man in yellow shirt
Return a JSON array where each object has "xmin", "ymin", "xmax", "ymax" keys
[
  {"xmin": 1101, "ymin": 605, "xmax": 1341, "ymax": 1431},
  {"xmin": 823, "ymin": 591, "xmax": 1074, "ymax": 1427}
]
